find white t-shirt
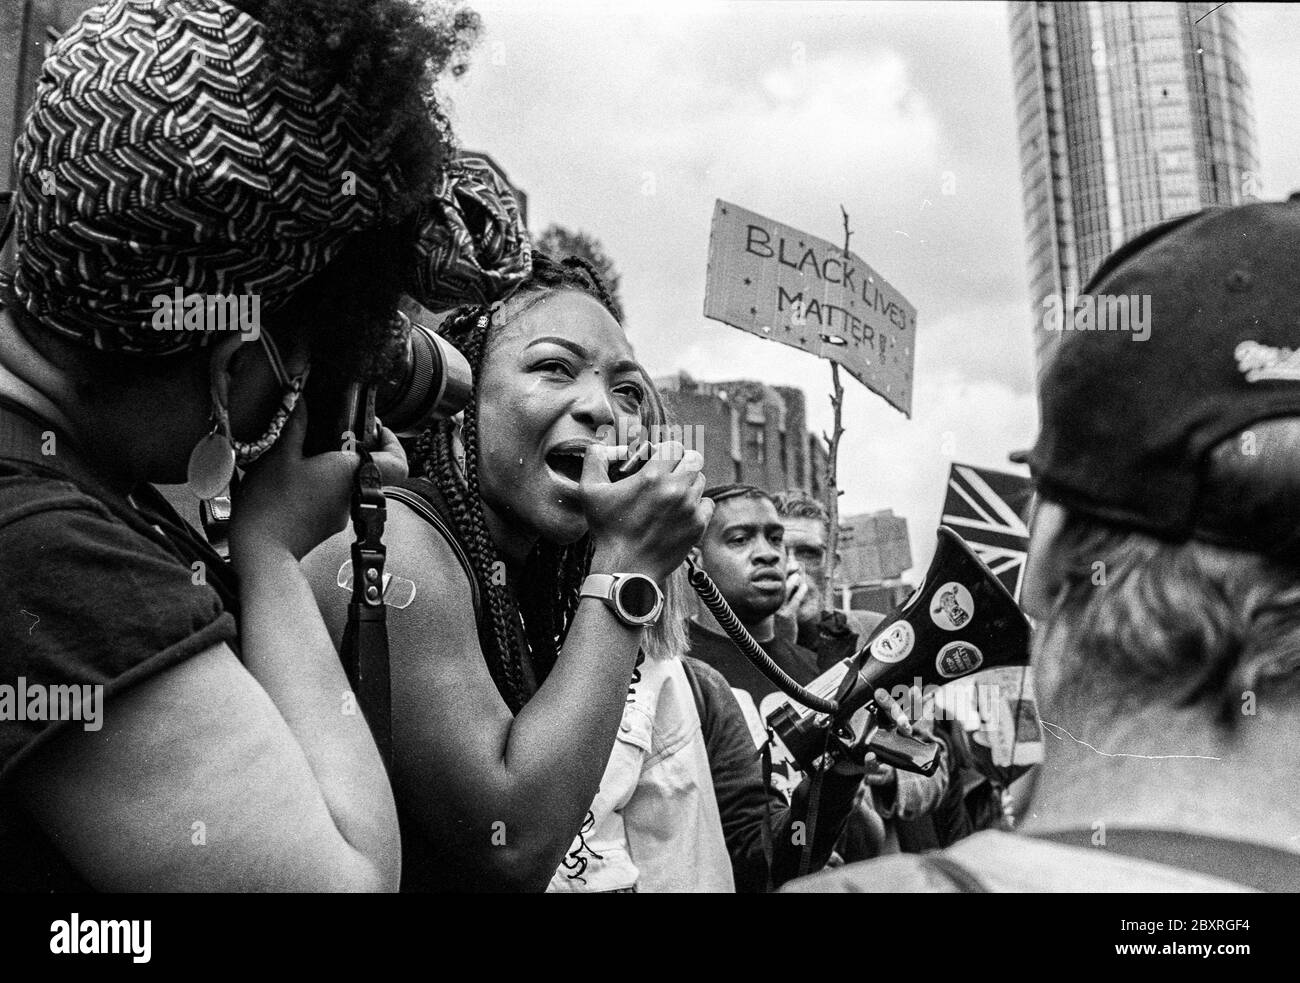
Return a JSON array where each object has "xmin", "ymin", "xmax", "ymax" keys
[{"xmin": 548, "ymin": 654, "xmax": 734, "ymax": 893}]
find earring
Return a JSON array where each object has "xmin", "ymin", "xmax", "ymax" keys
[
  {"xmin": 187, "ymin": 401, "xmax": 236, "ymax": 501},
  {"xmin": 231, "ymin": 371, "xmax": 307, "ymax": 467}
]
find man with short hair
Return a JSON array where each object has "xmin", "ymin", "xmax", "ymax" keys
[
  {"xmin": 686, "ymin": 483, "xmax": 946, "ymax": 883},
  {"xmin": 683, "ymin": 483, "xmax": 861, "ymax": 887},
  {"xmin": 788, "ymin": 198, "xmax": 1300, "ymax": 892},
  {"xmin": 772, "ymin": 489, "xmax": 882, "ymax": 671},
  {"xmin": 687, "ymin": 485, "xmax": 822, "ymax": 751}
]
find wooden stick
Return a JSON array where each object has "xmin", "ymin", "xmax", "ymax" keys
[{"xmin": 822, "ymin": 206, "xmax": 851, "ymax": 612}]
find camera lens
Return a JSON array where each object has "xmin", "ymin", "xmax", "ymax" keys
[{"xmin": 376, "ymin": 321, "xmax": 473, "ymax": 436}]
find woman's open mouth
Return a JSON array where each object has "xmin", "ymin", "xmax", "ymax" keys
[{"xmin": 545, "ymin": 446, "xmax": 587, "ymax": 485}]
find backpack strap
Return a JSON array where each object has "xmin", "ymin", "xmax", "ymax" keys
[
  {"xmin": 383, "ymin": 480, "xmax": 481, "ymax": 623},
  {"xmin": 680, "ymin": 655, "xmax": 707, "ymax": 720},
  {"xmin": 758, "ymin": 732, "xmax": 777, "ymax": 892}
]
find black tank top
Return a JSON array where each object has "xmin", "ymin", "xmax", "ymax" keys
[{"xmin": 382, "ymin": 476, "xmax": 537, "ymax": 892}]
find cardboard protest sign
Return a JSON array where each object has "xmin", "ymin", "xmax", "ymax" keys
[{"xmin": 704, "ymin": 199, "xmax": 917, "ymax": 416}]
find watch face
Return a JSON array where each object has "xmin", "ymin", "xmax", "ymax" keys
[{"xmin": 617, "ymin": 575, "xmax": 660, "ymax": 620}]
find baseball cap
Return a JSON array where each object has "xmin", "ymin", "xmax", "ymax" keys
[{"xmin": 1028, "ymin": 196, "xmax": 1300, "ymax": 545}]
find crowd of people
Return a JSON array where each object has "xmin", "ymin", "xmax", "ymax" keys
[{"xmin": 1, "ymin": 0, "xmax": 1297, "ymax": 894}]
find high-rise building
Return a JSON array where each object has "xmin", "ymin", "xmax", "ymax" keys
[{"xmin": 1009, "ymin": 1, "xmax": 1259, "ymax": 371}]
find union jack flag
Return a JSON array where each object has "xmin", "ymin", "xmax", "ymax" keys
[
  {"xmin": 940, "ymin": 463, "xmax": 1033, "ymax": 601},
  {"xmin": 940, "ymin": 463, "xmax": 1040, "ymax": 767}
]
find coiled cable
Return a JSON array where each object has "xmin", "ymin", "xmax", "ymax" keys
[{"xmin": 685, "ymin": 555, "xmax": 840, "ymax": 715}]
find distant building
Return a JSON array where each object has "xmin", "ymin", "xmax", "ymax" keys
[
  {"xmin": 837, "ymin": 509, "xmax": 913, "ymax": 615},
  {"xmin": 655, "ymin": 372, "xmax": 828, "ymax": 497},
  {"xmin": 848, "ymin": 581, "xmax": 913, "ymax": 616},
  {"xmin": 1009, "ymin": 1, "xmax": 1258, "ymax": 373},
  {"xmin": 837, "ymin": 509, "xmax": 912, "ymax": 585},
  {"xmin": 2, "ymin": 1, "xmax": 97, "ymax": 192}
]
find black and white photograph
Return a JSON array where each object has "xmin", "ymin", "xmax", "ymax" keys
[{"xmin": 0, "ymin": 0, "xmax": 1294, "ymax": 962}]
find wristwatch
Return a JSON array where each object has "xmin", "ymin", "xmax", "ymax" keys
[{"xmin": 579, "ymin": 573, "xmax": 665, "ymax": 628}]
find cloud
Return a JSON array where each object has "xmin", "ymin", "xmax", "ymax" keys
[{"xmin": 833, "ymin": 369, "xmax": 1039, "ymax": 576}]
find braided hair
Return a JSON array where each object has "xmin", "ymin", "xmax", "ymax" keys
[{"xmin": 411, "ymin": 253, "xmax": 624, "ymax": 713}]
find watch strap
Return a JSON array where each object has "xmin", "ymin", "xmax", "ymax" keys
[{"xmin": 579, "ymin": 573, "xmax": 618, "ymax": 603}]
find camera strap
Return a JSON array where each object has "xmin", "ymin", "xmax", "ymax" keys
[
  {"xmin": 795, "ymin": 727, "xmax": 832, "ymax": 879},
  {"xmin": 340, "ymin": 450, "xmax": 393, "ymax": 771},
  {"xmin": 759, "ymin": 737, "xmax": 776, "ymax": 893}
]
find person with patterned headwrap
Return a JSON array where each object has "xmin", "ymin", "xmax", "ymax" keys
[{"xmin": 0, "ymin": 0, "xmax": 529, "ymax": 891}]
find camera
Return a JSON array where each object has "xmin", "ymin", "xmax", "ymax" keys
[{"xmin": 304, "ymin": 300, "xmax": 473, "ymax": 456}]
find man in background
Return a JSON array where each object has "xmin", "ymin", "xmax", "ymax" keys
[
  {"xmin": 772, "ymin": 488, "xmax": 962, "ymax": 856},
  {"xmin": 772, "ymin": 490, "xmax": 882, "ymax": 672},
  {"xmin": 688, "ymin": 484, "xmax": 949, "ymax": 861},
  {"xmin": 687, "ymin": 484, "xmax": 822, "ymax": 773},
  {"xmin": 684, "ymin": 484, "xmax": 867, "ymax": 887}
]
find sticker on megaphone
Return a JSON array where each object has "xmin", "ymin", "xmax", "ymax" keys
[
  {"xmin": 930, "ymin": 582, "xmax": 974, "ymax": 630},
  {"xmin": 936, "ymin": 640, "xmax": 984, "ymax": 678},
  {"xmin": 868, "ymin": 620, "xmax": 915, "ymax": 663}
]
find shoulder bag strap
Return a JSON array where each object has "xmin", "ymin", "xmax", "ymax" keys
[
  {"xmin": 680, "ymin": 656, "xmax": 707, "ymax": 722},
  {"xmin": 382, "ymin": 483, "xmax": 482, "ymax": 623}
]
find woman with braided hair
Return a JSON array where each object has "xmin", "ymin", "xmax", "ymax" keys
[{"xmin": 306, "ymin": 252, "xmax": 720, "ymax": 891}]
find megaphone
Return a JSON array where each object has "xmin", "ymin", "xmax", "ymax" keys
[{"xmin": 767, "ymin": 525, "xmax": 1031, "ymax": 774}]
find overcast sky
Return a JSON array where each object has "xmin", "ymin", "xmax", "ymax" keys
[{"xmin": 442, "ymin": 0, "xmax": 1300, "ymax": 574}]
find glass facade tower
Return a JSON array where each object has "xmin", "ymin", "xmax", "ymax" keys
[{"xmin": 1009, "ymin": 2, "xmax": 1259, "ymax": 371}]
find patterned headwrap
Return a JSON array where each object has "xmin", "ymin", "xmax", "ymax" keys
[{"xmin": 4, "ymin": 0, "xmax": 530, "ymax": 356}]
